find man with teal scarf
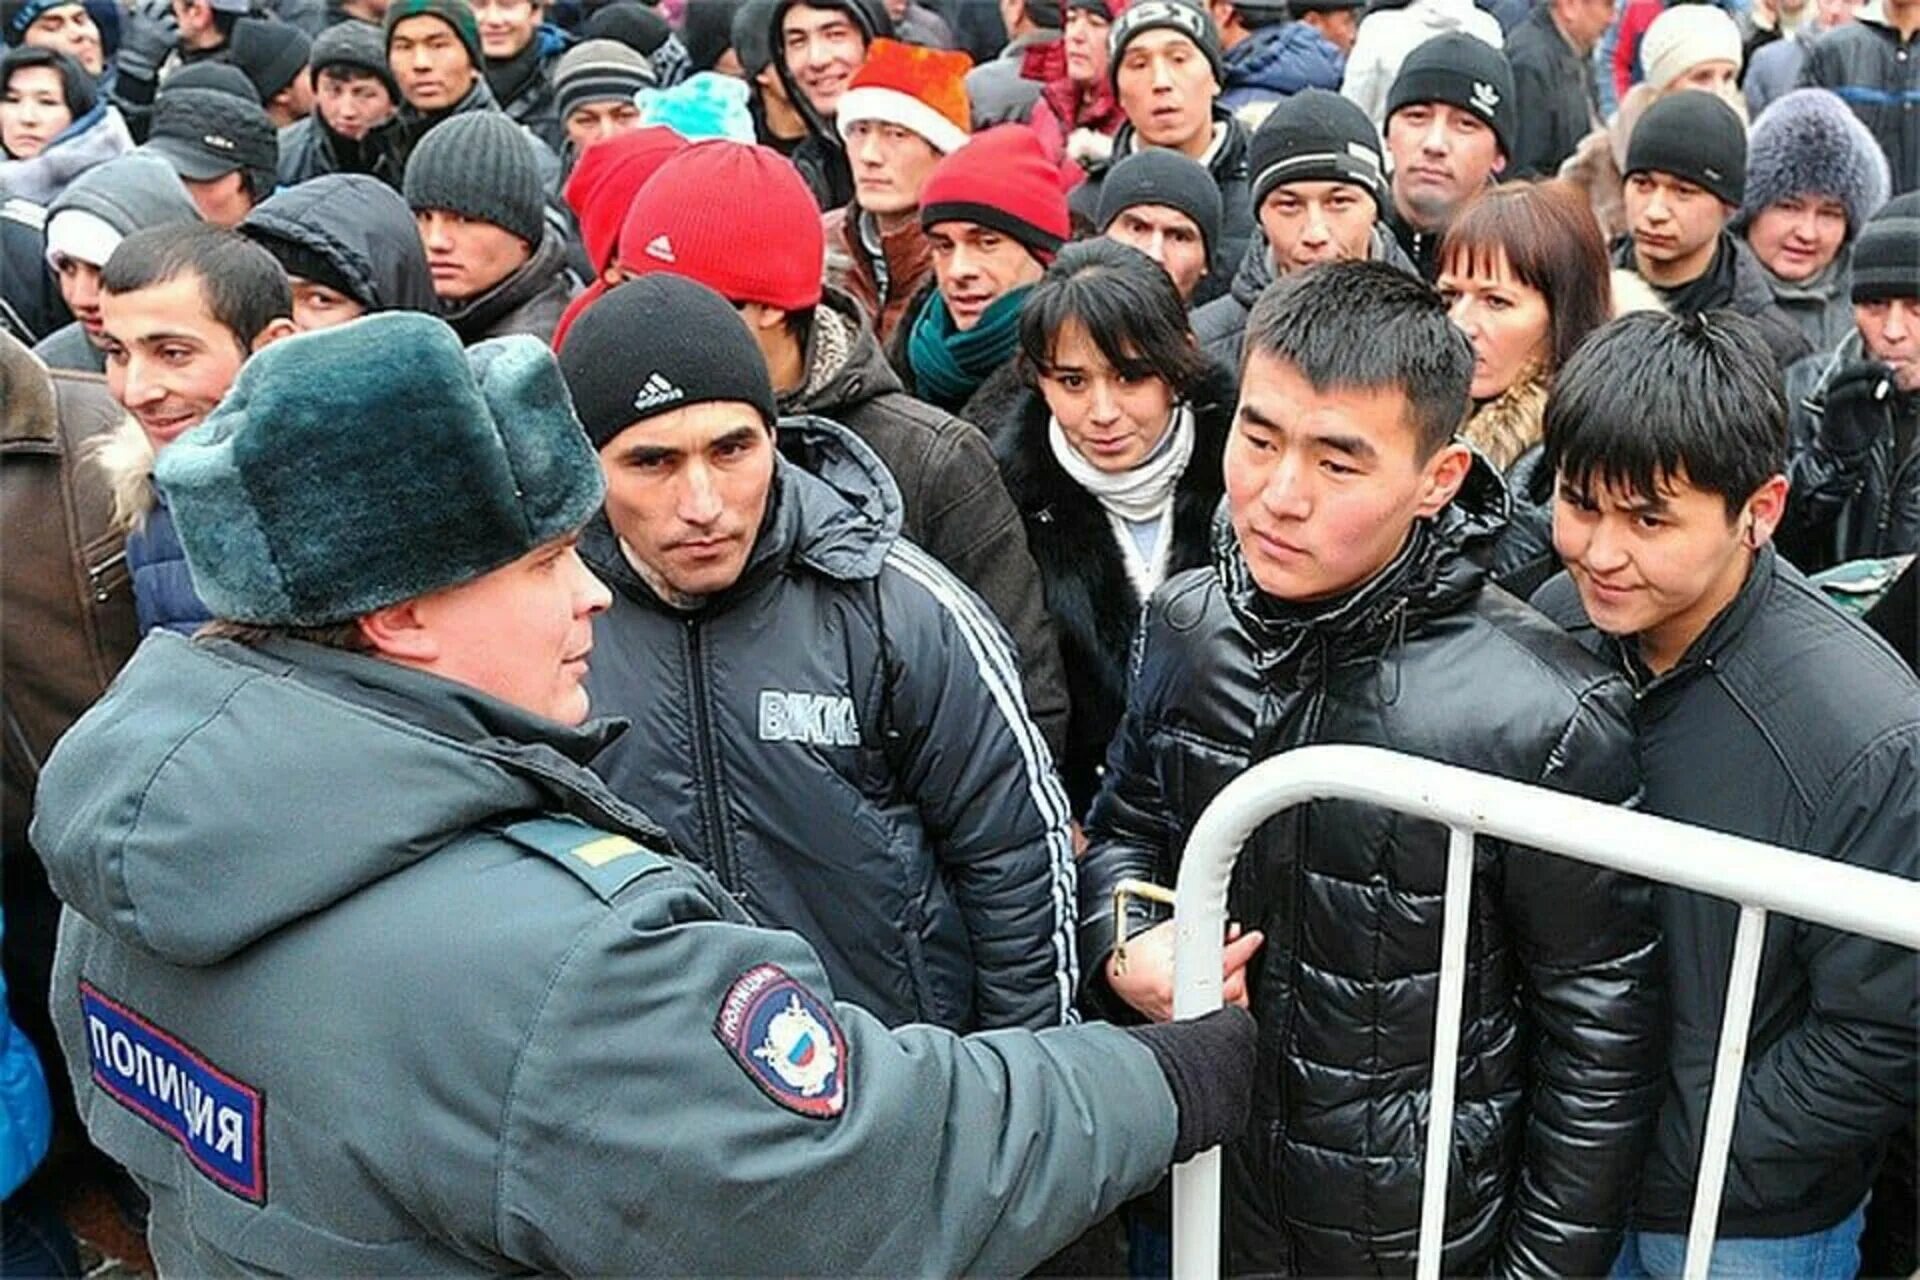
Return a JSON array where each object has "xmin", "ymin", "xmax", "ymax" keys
[{"xmin": 904, "ymin": 123, "xmax": 1069, "ymax": 414}]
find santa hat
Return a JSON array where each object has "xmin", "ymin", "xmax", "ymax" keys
[
  {"xmin": 834, "ymin": 38, "xmax": 973, "ymax": 155},
  {"xmin": 919, "ymin": 124, "xmax": 1071, "ymax": 263}
]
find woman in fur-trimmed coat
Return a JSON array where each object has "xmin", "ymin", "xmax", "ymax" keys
[{"xmin": 989, "ymin": 240, "xmax": 1234, "ymax": 815}]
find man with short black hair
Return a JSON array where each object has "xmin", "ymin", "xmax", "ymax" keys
[
  {"xmin": 1380, "ymin": 31, "xmax": 1512, "ymax": 280},
  {"xmin": 1096, "ymin": 147, "xmax": 1220, "ymax": 301},
  {"xmin": 1533, "ymin": 308, "xmax": 1918, "ymax": 1278},
  {"xmin": 769, "ymin": 0, "xmax": 890, "ymax": 207},
  {"xmin": 1614, "ymin": 89, "xmax": 1812, "ymax": 369},
  {"xmin": 142, "ymin": 84, "xmax": 278, "ymax": 225},
  {"xmin": 1082, "ymin": 258, "xmax": 1665, "ymax": 1277}
]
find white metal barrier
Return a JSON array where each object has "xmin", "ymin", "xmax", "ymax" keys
[{"xmin": 1161, "ymin": 744, "xmax": 1920, "ymax": 1280}]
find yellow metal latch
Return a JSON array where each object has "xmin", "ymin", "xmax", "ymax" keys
[{"xmin": 1110, "ymin": 879, "xmax": 1177, "ymax": 974}]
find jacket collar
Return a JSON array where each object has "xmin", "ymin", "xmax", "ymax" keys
[
  {"xmin": 443, "ymin": 227, "xmax": 568, "ymax": 335},
  {"xmin": 1612, "ymin": 545, "xmax": 1779, "ymax": 695}
]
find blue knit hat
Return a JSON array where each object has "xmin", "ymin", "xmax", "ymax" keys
[
  {"xmin": 155, "ymin": 313, "xmax": 605, "ymax": 626},
  {"xmin": 637, "ymin": 71, "xmax": 754, "ymax": 142}
]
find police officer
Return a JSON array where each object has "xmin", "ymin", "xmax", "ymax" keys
[{"xmin": 33, "ymin": 312, "xmax": 1255, "ymax": 1276}]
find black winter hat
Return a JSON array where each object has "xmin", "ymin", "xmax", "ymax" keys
[
  {"xmin": 1385, "ymin": 32, "xmax": 1515, "ymax": 161},
  {"xmin": 1249, "ymin": 87, "xmax": 1385, "ymax": 212},
  {"xmin": 558, "ymin": 275, "xmax": 778, "ymax": 447},
  {"xmin": 770, "ymin": 0, "xmax": 889, "ymax": 50},
  {"xmin": 1625, "ymin": 89, "xmax": 1746, "ymax": 208},
  {"xmin": 403, "ymin": 111, "xmax": 545, "ymax": 246},
  {"xmin": 163, "ymin": 60, "xmax": 262, "ymax": 101},
  {"xmin": 1108, "ymin": 0, "xmax": 1222, "ymax": 90},
  {"xmin": 147, "ymin": 86, "xmax": 278, "ymax": 197},
  {"xmin": 1851, "ymin": 191, "xmax": 1920, "ymax": 304},
  {"xmin": 1096, "ymin": 149, "xmax": 1223, "ymax": 259},
  {"xmin": 229, "ymin": 17, "xmax": 310, "ymax": 100},
  {"xmin": 309, "ymin": 20, "xmax": 398, "ymax": 97},
  {"xmin": 681, "ymin": 0, "xmax": 738, "ymax": 70},
  {"xmin": 731, "ymin": 0, "xmax": 775, "ymax": 73},
  {"xmin": 584, "ymin": 1, "xmax": 671, "ymax": 54}
]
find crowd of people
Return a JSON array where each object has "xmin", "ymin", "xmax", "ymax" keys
[{"xmin": 2, "ymin": 0, "xmax": 1917, "ymax": 1271}]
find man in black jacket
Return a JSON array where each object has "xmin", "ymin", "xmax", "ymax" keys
[
  {"xmin": 1381, "ymin": 33, "xmax": 1512, "ymax": 281},
  {"xmin": 1533, "ymin": 309, "xmax": 1918, "ymax": 1277},
  {"xmin": 1503, "ymin": 0, "xmax": 1610, "ymax": 177},
  {"xmin": 561, "ymin": 275, "xmax": 1078, "ymax": 1034},
  {"xmin": 768, "ymin": 0, "xmax": 890, "ymax": 208},
  {"xmin": 612, "ymin": 138, "xmax": 1071, "ymax": 760},
  {"xmin": 1079, "ymin": 260, "xmax": 1665, "ymax": 1276}
]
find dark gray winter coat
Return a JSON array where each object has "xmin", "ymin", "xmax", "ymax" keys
[
  {"xmin": 1801, "ymin": 13, "xmax": 1920, "ymax": 196},
  {"xmin": 441, "ymin": 227, "xmax": 577, "ymax": 345},
  {"xmin": 583, "ymin": 417, "xmax": 1078, "ymax": 1033},
  {"xmin": 1191, "ymin": 224, "xmax": 1419, "ymax": 366},
  {"xmin": 781, "ymin": 289, "xmax": 1069, "ymax": 759},
  {"xmin": 239, "ymin": 174, "xmax": 437, "ymax": 315}
]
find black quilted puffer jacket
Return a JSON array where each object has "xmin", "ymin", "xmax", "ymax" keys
[{"xmin": 1079, "ymin": 462, "xmax": 1667, "ymax": 1277}]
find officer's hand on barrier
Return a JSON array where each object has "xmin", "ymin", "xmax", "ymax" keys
[
  {"xmin": 1822, "ymin": 359, "xmax": 1898, "ymax": 459},
  {"xmin": 1108, "ymin": 921, "xmax": 1264, "ymax": 1023},
  {"xmin": 1125, "ymin": 1005, "xmax": 1258, "ymax": 1163}
]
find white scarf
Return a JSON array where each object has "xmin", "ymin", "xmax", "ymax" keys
[{"xmin": 1048, "ymin": 404, "xmax": 1196, "ymax": 598}]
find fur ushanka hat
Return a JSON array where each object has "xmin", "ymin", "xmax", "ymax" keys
[{"xmin": 1737, "ymin": 88, "xmax": 1891, "ymax": 242}]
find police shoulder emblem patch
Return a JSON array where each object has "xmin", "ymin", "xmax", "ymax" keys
[
  {"xmin": 713, "ymin": 964, "xmax": 849, "ymax": 1120},
  {"xmin": 80, "ymin": 982, "xmax": 266, "ymax": 1203}
]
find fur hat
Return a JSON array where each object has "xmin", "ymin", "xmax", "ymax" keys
[
  {"xmin": 1738, "ymin": 88, "xmax": 1891, "ymax": 241},
  {"xmin": 154, "ymin": 313, "xmax": 605, "ymax": 626}
]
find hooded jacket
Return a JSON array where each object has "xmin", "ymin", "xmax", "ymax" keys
[
  {"xmin": 1780, "ymin": 329, "xmax": 1920, "ymax": 571},
  {"xmin": 1191, "ymin": 224, "xmax": 1419, "ymax": 365},
  {"xmin": 1801, "ymin": 10, "xmax": 1920, "ymax": 197},
  {"xmin": 1073, "ymin": 108, "xmax": 1256, "ymax": 309},
  {"xmin": 1533, "ymin": 549, "xmax": 1919, "ymax": 1239},
  {"xmin": 275, "ymin": 112, "xmax": 405, "ymax": 189},
  {"xmin": 441, "ymin": 226, "xmax": 578, "ymax": 345},
  {"xmin": 239, "ymin": 174, "xmax": 437, "ymax": 315},
  {"xmin": 769, "ymin": 0, "xmax": 893, "ymax": 209},
  {"xmin": 37, "ymin": 629, "xmax": 1180, "ymax": 1275},
  {"xmin": 781, "ymin": 289, "xmax": 1069, "ymax": 759},
  {"xmin": 583, "ymin": 417, "xmax": 1077, "ymax": 1032},
  {"xmin": 1339, "ymin": 0, "xmax": 1504, "ymax": 127},
  {"xmin": 989, "ymin": 359, "xmax": 1235, "ymax": 813},
  {"xmin": 1219, "ymin": 21, "xmax": 1347, "ymax": 114},
  {"xmin": 1080, "ymin": 460, "xmax": 1665, "ymax": 1276}
]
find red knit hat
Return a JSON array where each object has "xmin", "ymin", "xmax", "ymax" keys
[
  {"xmin": 918, "ymin": 124, "xmax": 1071, "ymax": 263},
  {"xmin": 615, "ymin": 139, "xmax": 825, "ymax": 311},
  {"xmin": 834, "ymin": 38, "xmax": 973, "ymax": 155},
  {"xmin": 563, "ymin": 126, "xmax": 688, "ymax": 272}
]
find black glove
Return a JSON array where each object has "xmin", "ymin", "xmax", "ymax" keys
[
  {"xmin": 1125, "ymin": 1005, "xmax": 1257, "ymax": 1163},
  {"xmin": 1822, "ymin": 359, "xmax": 1898, "ymax": 459}
]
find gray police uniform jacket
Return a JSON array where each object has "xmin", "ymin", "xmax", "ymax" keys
[
  {"xmin": 34, "ymin": 632, "xmax": 1178, "ymax": 1276},
  {"xmin": 584, "ymin": 417, "xmax": 1077, "ymax": 1033}
]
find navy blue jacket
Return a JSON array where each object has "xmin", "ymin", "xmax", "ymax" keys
[{"xmin": 127, "ymin": 500, "xmax": 209, "ymax": 637}]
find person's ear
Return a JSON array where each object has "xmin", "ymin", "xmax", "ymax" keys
[
  {"xmin": 1415, "ymin": 440, "xmax": 1473, "ymax": 518},
  {"xmin": 357, "ymin": 597, "xmax": 438, "ymax": 663},
  {"xmin": 1742, "ymin": 473, "xmax": 1789, "ymax": 548},
  {"xmin": 1491, "ymin": 148, "xmax": 1507, "ymax": 177},
  {"xmin": 738, "ymin": 301, "xmax": 789, "ymax": 333},
  {"xmin": 251, "ymin": 316, "xmax": 301, "ymax": 352}
]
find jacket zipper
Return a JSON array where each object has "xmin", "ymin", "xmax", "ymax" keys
[
  {"xmin": 685, "ymin": 618, "xmax": 735, "ymax": 891},
  {"xmin": 87, "ymin": 548, "xmax": 128, "ymax": 603}
]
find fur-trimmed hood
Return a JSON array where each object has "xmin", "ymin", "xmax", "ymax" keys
[
  {"xmin": 89, "ymin": 415, "xmax": 156, "ymax": 534},
  {"xmin": 1737, "ymin": 87, "xmax": 1891, "ymax": 240}
]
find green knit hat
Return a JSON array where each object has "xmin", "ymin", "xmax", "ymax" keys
[
  {"xmin": 384, "ymin": 0, "xmax": 484, "ymax": 71},
  {"xmin": 154, "ymin": 313, "xmax": 605, "ymax": 626}
]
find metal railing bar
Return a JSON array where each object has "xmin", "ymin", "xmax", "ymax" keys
[
  {"xmin": 1415, "ymin": 827, "xmax": 1476, "ymax": 1280},
  {"xmin": 1683, "ymin": 904, "xmax": 1770, "ymax": 1280}
]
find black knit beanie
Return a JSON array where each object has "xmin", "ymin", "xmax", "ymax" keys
[
  {"xmin": 1385, "ymin": 32, "xmax": 1516, "ymax": 161},
  {"xmin": 403, "ymin": 112, "xmax": 546, "ymax": 247},
  {"xmin": 730, "ymin": 0, "xmax": 776, "ymax": 74},
  {"xmin": 229, "ymin": 17, "xmax": 311, "ymax": 100},
  {"xmin": 1625, "ymin": 89, "xmax": 1746, "ymax": 208},
  {"xmin": 310, "ymin": 19, "xmax": 399, "ymax": 98},
  {"xmin": 558, "ymin": 275, "xmax": 778, "ymax": 448},
  {"xmin": 1851, "ymin": 191, "xmax": 1920, "ymax": 304},
  {"xmin": 1249, "ymin": 87, "xmax": 1386, "ymax": 212},
  {"xmin": 584, "ymin": 1, "xmax": 671, "ymax": 54},
  {"xmin": 1096, "ymin": 149, "xmax": 1223, "ymax": 259},
  {"xmin": 164, "ymin": 60, "xmax": 261, "ymax": 101},
  {"xmin": 1108, "ymin": 0, "xmax": 1223, "ymax": 90}
]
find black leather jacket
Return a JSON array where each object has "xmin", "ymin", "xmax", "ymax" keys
[{"xmin": 1080, "ymin": 462, "xmax": 1666, "ymax": 1276}]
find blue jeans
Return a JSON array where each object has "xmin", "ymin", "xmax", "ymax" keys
[{"xmin": 1612, "ymin": 1202, "xmax": 1868, "ymax": 1279}]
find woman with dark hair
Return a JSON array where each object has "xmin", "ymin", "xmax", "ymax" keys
[
  {"xmin": 991, "ymin": 237, "xmax": 1235, "ymax": 813},
  {"xmin": 1436, "ymin": 179, "xmax": 1660, "ymax": 592},
  {"xmin": 0, "ymin": 44, "xmax": 128, "ymax": 203}
]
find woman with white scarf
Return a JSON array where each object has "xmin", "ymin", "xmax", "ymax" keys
[{"xmin": 990, "ymin": 237, "xmax": 1237, "ymax": 814}]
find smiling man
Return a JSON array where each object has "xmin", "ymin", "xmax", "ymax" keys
[
  {"xmin": 562, "ymin": 273, "xmax": 1077, "ymax": 1036},
  {"xmin": 3, "ymin": 0, "xmax": 105, "ymax": 75},
  {"xmin": 1080, "ymin": 258, "xmax": 1663, "ymax": 1276},
  {"xmin": 770, "ymin": 0, "xmax": 890, "ymax": 207},
  {"xmin": 1532, "ymin": 309, "xmax": 1917, "ymax": 1279},
  {"xmin": 1380, "ymin": 33, "xmax": 1512, "ymax": 281},
  {"xmin": 95, "ymin": 223, "xmax": 295, "ymax": 635},
  {"xmin": 474, "ymin": 0, "xmax": 568, "ymax": 150}
]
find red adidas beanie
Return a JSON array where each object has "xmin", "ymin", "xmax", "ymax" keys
[
  {"xmin": 918, "ymin": 124, "xmax": 1071, "ymax": 263},
  {"xmin": 564, "ymin": 126, "xmax": 689, "ymax": 273},
  {"xmin": 615, "ymin": 139, "xmax": 825, "ymax": 312}
]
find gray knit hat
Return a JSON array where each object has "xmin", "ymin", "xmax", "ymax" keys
[
  {"xmin": 309, "ymin": 19, "xmax": 398, "ymax": 100},
  {"xmin": 155, "ymin": 312, "xmax": 605, "ymax": 626},
  {"xmin": 403, "ymin": 112, "xmax": 545, "ymax": 247},
  {"xmin": 1738, "ymin": 88, "xmax": 1891, "ymax": 242},
  {"xmin": 553, "ymin": 37, "xmax": 656, "ymax": 122},
  {"xmin": 1850, "ymin": 191, "xmax": 1920, "ymax": 304}
]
